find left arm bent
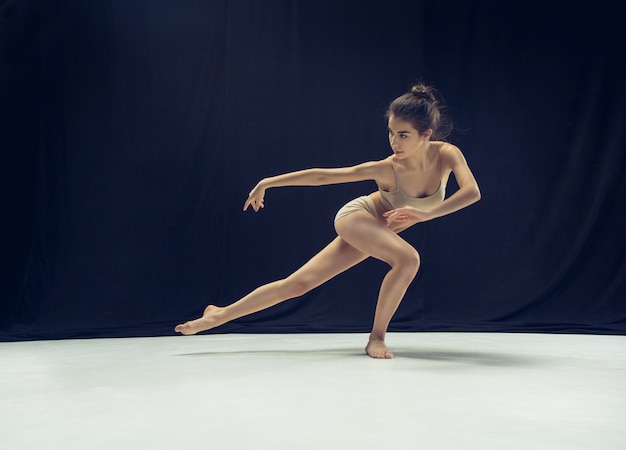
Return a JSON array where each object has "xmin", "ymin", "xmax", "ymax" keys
[
  {"xmin": 384, "ymin": 144, "xmax": 481, "ymax": 225},
  {"xmin": 429, "ymin": 144, "xmax": 481, "ymax": 218}
]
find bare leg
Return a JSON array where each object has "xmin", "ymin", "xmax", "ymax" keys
[
  {"xmin": 335, "ymin": 212, "xmax": 420, "ymax": 359},
  {"xmin": 175, "ymin": 237, "xmax": 367, "ymax": 335}
]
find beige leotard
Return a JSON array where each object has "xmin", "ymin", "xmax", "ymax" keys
[
  {"xmin": 378, "ymin": 157, "xmax": 446, "ymax": 210},
  {"xmin": 335, "ymin": 152, "xmax": 446, "ymax": 223}
]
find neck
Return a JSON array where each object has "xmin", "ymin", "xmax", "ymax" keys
[{"xmin": 404, "ymin": 141, "xmax": 433, "ymax": 169}]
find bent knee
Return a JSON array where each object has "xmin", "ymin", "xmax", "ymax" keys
[{"xmin": 395, "ymin": 247, "xmax": 421, "ymax": 277}]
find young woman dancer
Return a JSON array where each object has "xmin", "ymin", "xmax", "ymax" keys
[{"xmin": 175, "ymin": 83, "xmax": 481, "ymax": 358}]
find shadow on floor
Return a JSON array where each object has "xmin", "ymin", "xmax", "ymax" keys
[
  {"xmin": 176, "ymin": 347, "xmax": 549, "ymax": 367},
  {"xmin": 392, "ymin": 348, "xmax": 548, "ymax": 367}
]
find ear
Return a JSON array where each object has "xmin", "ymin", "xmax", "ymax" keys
[{"xmin": 421, "ymin": 129, "xmax": 433, "ymax": 140}]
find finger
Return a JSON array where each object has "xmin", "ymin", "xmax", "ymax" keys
[
  {"xmin": 384, "ymin": 208, "xmax": 404, "ymax": 217},
  {"xmin": 386, "ymin": 213, "xmax": 408, "ymax": 224},
  {"xmin": 245, "ymin": 197, "xmax": 260, "ymax": 212},
  {"xmin": 385, "ymin": 215, "xmax": 398, "ymax": 225},
  {"xmin": 244, "ymin": 197, "xmax": 261, "ymax": 212}
]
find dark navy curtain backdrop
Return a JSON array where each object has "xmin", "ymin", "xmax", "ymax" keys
[{"xmin": 1, "ymin": 0, "xmax": 624, "ymax": 340}]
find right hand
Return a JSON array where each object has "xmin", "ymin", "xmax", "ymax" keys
[{"xmin": 243, "ymin": 183, "xmax": 266, "ymax": 212}]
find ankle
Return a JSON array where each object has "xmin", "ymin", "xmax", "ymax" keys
[
  {"xmin": 216, "ymin": 306, "xmax": 235, "ymax": 323},
  {"xmin": 368, "ymin": 333, "xmax": 385, "ymax": 343}
]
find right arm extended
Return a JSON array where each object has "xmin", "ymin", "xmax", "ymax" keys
[{"xmin": 243, "ymin": 161, "xmax": 384, "ymax": 212}]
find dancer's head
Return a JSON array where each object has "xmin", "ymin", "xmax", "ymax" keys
[{"xmin": 386, "ymin": 83, "xmax": 451, "ymax": 140}]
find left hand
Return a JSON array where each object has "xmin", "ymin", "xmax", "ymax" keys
[
  {"xmin": 243, "ymin": 182, "xmax": 266, "ymax": 212},
  {"xmin": 383, "ymin": 206, "xmax": 434, "ymax": 226}
]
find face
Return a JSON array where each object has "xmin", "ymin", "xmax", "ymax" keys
[{"xmin": 387, "ymin": 114, "xmax": 431, "ymax": 158}]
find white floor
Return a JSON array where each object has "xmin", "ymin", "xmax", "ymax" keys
[{"xmin": 1, "ymin": 332, "xmax": 625, "ymax": 450}]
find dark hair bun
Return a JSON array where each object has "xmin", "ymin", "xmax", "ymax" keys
[{"xmin": 410, "ymin": 84, "xmax": 436, "ymax": 103}]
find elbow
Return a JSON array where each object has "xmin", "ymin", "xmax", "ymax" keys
[
  {"xmin": 474, "ymin": 185, "xmax": 481, "ymax": 202},
  {"xmin": 460, "ymin": 180, "xmax": 481, "ymax": 203},
  {"xmin": 470, "ymin": 184, "xmax": 481, "ymax": 203}
]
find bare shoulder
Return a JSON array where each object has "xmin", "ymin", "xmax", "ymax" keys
[
  {"xmin": 351, "ymin": 156, "xmax": 392, "ymax": 174},
  {"xmin": 350, "ymin": 156, "xmax": 394, "ymax": 187},
  {"xmin": 439, "ymin": 141, "xmax": 462, "ymax": 158},
  {"xmin": 370, "ymin": 156, "xmax": 394, "ymax": 181},
  {"xmin": 437, "ymin": 141, "xmax": 478, "ymax": 189},
  {"xmin": 438, "ymin": 142, "xmax": 469, "ymax": 168}
]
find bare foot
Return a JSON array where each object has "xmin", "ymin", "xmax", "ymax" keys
[
  {"xmin": 365, "ymin": 338, "xmax": 394, "ymax": 359},
  {"xmin": 175, "ymin": 305, "xmax": 226, "ymax": 335}
]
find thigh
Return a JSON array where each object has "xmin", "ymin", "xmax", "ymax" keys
[
  {"xmin": 285, "ymin": 236, "xmax": 369, "ymax": 289},
  {"xmin": 334, "ymin": 211, "xmax": 417, "ymax": 266}
]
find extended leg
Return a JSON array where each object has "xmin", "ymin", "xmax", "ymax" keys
[{"xmin": 175, "ymin": 236, "xmax": 368, "ymax": 334}]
